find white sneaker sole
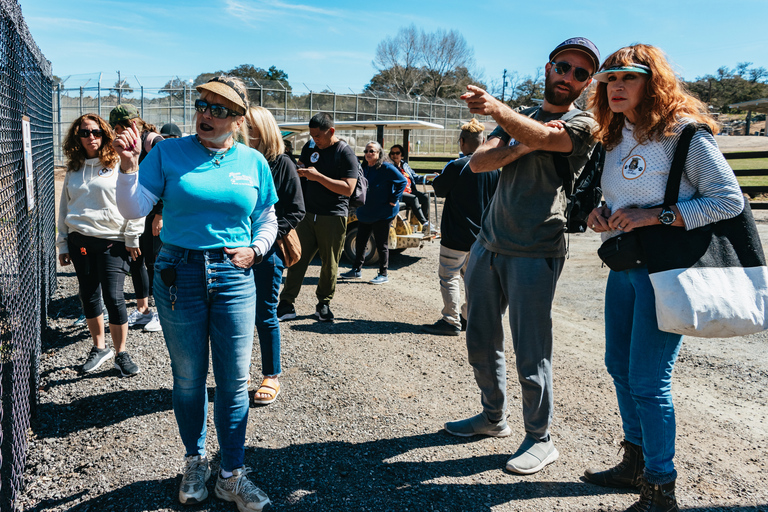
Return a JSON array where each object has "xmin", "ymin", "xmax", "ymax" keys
[
  {"xmin": 444, "ymin": 424, "xmax": 512, "ymax": 438},
  {"xmin": 506, "ymin": 447, "xmax": 560, "ymax": 474}
]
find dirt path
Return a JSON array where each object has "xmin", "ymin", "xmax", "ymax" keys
[{"xmin": 17, "ymin": 209, "xmax": 768, "ymax": 511}]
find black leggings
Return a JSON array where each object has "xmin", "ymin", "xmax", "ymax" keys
[
  {"xmin": 401, "ymin": 191, "xmax": 429, "ymax": 224},
  {"xmin": 354, "ymin": 218, "xmax": 392, "ymax": 275},
  {"xmin": 67, "ymin": 232, "xmax": 130, "ymax": 325},
  {"xmin": 129, "ymin": 213, "xmax": 159, "ymax": 299}
]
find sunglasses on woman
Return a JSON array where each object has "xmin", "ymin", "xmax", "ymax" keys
[
  {"xmin": 550, "ymin": 61, "xmax": 592, "ymax": 82},
  {"xmin": 389, "ymin": 151, "xmax": 401, "ymax": 156},
  {"xmin": 77, "ymin": 129, "xmax": 104, "ymax": 138},
  {"xmin": 364, "ymin": 149, "xmax": 378, "ymax": 154},
  {"xmin": 194, "ymin": 99, "xmax": 243, "ymax": 119}
]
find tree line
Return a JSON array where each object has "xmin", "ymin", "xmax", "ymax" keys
[{"xmin": 64, "ymin": 27, "xmax": 767, "ymax": 115}]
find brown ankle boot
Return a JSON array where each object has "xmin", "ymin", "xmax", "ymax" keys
[
  {"xmin": 584, "ymin": 440, "xmax": 644, "ymax": 489},
  {"xmin": 624, "ymin": 479, "xmax": 678, "ymax": 512}
]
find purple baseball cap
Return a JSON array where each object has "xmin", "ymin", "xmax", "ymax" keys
[{"xmin": 549, "ymin": 37, "xmax": 601, "ymax": 73}]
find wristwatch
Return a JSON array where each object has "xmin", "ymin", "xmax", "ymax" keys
[
  {"xmin": 658, "ymin": 207, "xmax": 676, "ymax": 226},
  {"xmin": 251, "ymin": 246, "xmax": 263, "ymax": 265}
]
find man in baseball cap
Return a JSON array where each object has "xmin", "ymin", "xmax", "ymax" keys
[
  {"xmin": 445, "ymin": 38, "xmax": 600, "ymax": 475},
  {"xmin": 109, "ymin": 103, "xmax": 140, "ymax": 129}
]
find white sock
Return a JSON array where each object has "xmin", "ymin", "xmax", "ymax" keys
[{"xmin": 221, "ymin": 469, "xmax": 233, "ymax": 478}]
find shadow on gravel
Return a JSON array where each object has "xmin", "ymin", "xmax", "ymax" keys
[
  {"xmin": 33, "ymin": 388, "xmax": 173, "ymax": 439},
  {"xmin": 289, "ymin": 318, "xmax": 415, "ymax": 335},
  {"xmin": 238, "ymin": 431, "xmax": 619, "ymax": 511},
  {"xmin": 25, "ymin": 478, "xmax": 182, "ymax": 512}
]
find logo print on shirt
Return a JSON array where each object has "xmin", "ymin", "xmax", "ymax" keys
[
  {"xmin": 622, "ymin": 155, "xmax": 646, "ymax": 180},
  {"xmin": 98, "ymin": 167, "xmax": 114, "ymax": 178},
  {"xmin": 229, "ymin": 172, "xmax": 255, "ymax": 186},
  {"xmin": 310, "ymin": 151, "xmax": 320, "ymax": 164}
]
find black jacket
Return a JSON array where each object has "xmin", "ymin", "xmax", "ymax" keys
[{"xmin": 269, "ymin": 153, "xmax": 305, "ymax": 239}]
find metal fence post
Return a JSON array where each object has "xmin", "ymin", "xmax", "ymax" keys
[
  {"xmin": 140, "ymin": 86, "xmax": 145, "ymax": 119},
  {"xmin": 183, "ymin": 83, "xmax": 187, "ymax": 128}
]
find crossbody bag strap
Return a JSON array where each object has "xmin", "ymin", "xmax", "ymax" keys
[{"xmin": 663, "ymin": 123, "xmax": 713, "ymax": 206}]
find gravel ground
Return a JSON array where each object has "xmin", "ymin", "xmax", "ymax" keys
[{"xmin": 19, "ymin": 174, "xmax": 768, "ymax": 511}]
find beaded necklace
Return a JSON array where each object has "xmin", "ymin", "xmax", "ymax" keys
[{"xmin": 196, "ymin": 135, "xmax": 234, "ymax": 167}]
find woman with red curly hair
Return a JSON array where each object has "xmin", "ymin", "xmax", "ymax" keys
[
  {"xmin": 581, "ymin": 44, "xmax": 745, "ymax": 512},
  {"xmin": 57, "ymin": 113, "xmax": 144, "ymax": 376}
]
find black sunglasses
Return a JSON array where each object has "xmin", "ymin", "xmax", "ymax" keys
[
  {"xmin": 364, "ymin": 149, "xmax": 378, "ymax": 154},
  {"xmin": 194, "ymin": 99, "xmax": 243, "ymax": 119},
  {"xmin": 77, "ymin": 128, "xmax": 104, "ymax": 138},
  {"xmin": 550, "ymin": 61, "xmax": 592, "ymax": 82},
  {"xmin": 389, "ymin": 151, "xmax": 401, "ymax": 155}
]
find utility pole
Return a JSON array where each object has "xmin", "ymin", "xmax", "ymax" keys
[{"xmin": 501, "ymin": 69, "xmax": 507, "ymax": 103}]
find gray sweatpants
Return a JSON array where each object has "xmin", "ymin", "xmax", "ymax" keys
[{"xmin": 464, "ymin": 243, "xmax": 564, "ymax": 441}]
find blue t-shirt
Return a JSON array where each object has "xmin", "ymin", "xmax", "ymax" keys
[{"xmin": 139, "ymin": 135, "xmax": 278, "ymax": 250}]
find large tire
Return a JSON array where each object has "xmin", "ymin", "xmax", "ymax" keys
[{"xmin": 343, "ymin": 224, "xmax": 379, "ymax": 265}]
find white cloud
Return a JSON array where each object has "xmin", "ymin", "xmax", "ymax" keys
[{"xmin": 225, "ymin": 0, "xmax": 342, "ymax": 21}]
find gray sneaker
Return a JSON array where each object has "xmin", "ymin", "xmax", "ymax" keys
[
  {"xmin": 215, "ymin": 466, "xmax": 272, "ymax": 512},
  {"xmin": 82, "ymin": 346, "xmax": 114, "ymax": 373},
  {"xmin": 505, "ymin": 434, "xmax": 559, "ymax": 474},
  {"xmin": 114, "ymin": 351, "xmax": 140, "ymax": 377},
  {"xmin": 143, "ymin": 311, "xmax": 162, "ymax": 332},
  {"xmin": 444, "ymin": 412, "xmax": 512, "ymax": 438},
  {"xmin": 179, "ymin": 454, "xmax": 211, "ymax": 505}
]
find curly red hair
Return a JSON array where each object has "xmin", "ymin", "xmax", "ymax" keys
[
  {"xmin": 589, "ymin": 44, "xmax": 717, "ymax": 150},
  {"xmin": 63, "ymin": 114, "xmax": 118, "ymax": 172}
]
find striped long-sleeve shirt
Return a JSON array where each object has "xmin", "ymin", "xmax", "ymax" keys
[{"xmin": 601, "ymin": 119, "xmax": 744, "ymax": 241}]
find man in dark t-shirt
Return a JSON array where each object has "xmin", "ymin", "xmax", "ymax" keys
[
  {"xmin": 443, "ymin": 38, "xmax": 600, "ymax": 475},
  {"xmin": 277, "ymin": 113, "xmax": 358, "ymax": 322}
]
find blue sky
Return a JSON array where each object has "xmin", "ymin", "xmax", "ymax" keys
[{"xmin": 21, "ymin": 0, "xmax": 768, "ymax": 93}]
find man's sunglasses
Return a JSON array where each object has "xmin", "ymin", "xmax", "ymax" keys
[
  {"xmin": 78, "ymin": 129, "xmax": 104, "ymax": 138},
  {"xmin": 550, "ymin": 61, "xmax": 592, "ymax": 82},
  {"xmin": 194, "ymin": 99, "xmax": 243, "ymax": 119}
]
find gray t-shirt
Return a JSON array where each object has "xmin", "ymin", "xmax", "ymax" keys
[{"xmin": 477, "ymin": 107, "xmax": 597, "ymax": 258}]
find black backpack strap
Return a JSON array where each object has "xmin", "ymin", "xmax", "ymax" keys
[
  {"xmin": 550, "ymin": 109, "xmax": 586, "ymax": 197},
  {"xmin": 663, "ymin": 123, "xmax": 712, "ymax": 206}
]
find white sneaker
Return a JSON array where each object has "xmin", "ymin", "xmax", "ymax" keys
[
  {"xmin": 215, "ymin": 467, "xmax": 271, "ymax": 512},
  {"xmin": 143, "ymin": 311, "xmax": 162, "ymax": 332},
  {"xmin": 178, "ymin": 455, "xmax": 211, "ymax": 505},
  {"xmin": 127, "ymin": 308, "xmax": 153, "ymax": 327}
]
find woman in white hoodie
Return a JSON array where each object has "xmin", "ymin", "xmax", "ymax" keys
[{"xmin": 57, "ymin": 113, "xmax": 144, "ymax": 377}]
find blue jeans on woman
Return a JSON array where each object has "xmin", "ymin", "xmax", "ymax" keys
[
  {"xmin": 154, "ymin": 244, "xmax": 256, "ymax": 472},
  {"xmin": 253, "ymin": 245, "xmax": 284, "ymax": 376},
  {"xmin": 604, "ymin": 267, "xmax": 683, "ymax": 485}
]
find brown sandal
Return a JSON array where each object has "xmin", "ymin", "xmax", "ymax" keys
[{"xmin": 252, "ymin": 377, "xmax": 280, "ymax": 406}]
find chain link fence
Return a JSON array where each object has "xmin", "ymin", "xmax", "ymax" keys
[
  {"xmin": 0, "ymin": 0, "xmax": 55, "ymax": 510},
  {"xmin": 53, "ymin": 77, "xmax": 484, "ymax": 164}
]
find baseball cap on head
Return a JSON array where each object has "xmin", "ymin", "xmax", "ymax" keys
[
  {"xmin": 160, "ymin": 123, "xmax": 182, "ymax": 138},
  {"xmin": 549, "ymin": 37, "xmax": 600, "ymax": 74},
  {"xmin": 109, "ymin": 104, "xmax": 139, "ymax": 128}
]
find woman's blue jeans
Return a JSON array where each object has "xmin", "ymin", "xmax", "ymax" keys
[
  {"xmin": 154, "ymin": 244, "xmax": 255, "ymax": 472},
  {"xmin": 604, "ymin": 267, "xmax": 683, "ymax": 484},
  {"xmin": 253, "ymin": 245, "xmax": 284, "ymax": 377}
]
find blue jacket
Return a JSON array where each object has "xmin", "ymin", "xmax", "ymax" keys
[{"xmin": 355, "ymin": 162, "xmax": 407, "ymax": 223}]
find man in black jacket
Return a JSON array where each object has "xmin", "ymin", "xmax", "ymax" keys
[{"xmin": 423, "ymin": 118, "xmax": 499, "ymax": 336}]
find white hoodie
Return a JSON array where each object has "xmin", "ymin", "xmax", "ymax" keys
[{"xmin": 56, "ymin": 158, "xmax": 145, "ymax": 253}]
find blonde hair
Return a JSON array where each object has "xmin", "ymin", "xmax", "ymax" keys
[
  {"xmin": 590, "ymin": 44, "xmax": 717, "ymax": 150},
  {"xmin": 196, "ymin": 75, "xmax": 250, "ymax": 146},
  {"xmin": 63, "ymin": 114, "xmax": 118, "ymax": 172},
  {"xmin": 460, "ymin": 118, "xmax": 485, "ymax": 133},
  {"xmin": 246, "ymin": 106, "xmax": 285, "ymax": 161}
]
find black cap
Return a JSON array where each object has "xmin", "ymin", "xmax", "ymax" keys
[
  {"xmin": 549, "ymin": 37, "xmax": 600, "ymax": 73},
  {"xmin": 160, "ymin": 123, "xmax": 182, "ymax": 138}
]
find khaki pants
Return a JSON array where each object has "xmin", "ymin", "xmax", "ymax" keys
[
  {"xmin": 438, "ymin": 245, "xmax": 470, "ymax": 329},
  {"xmin": 280, "ymin": 213, "xmax": 347, "ymax": 305}
]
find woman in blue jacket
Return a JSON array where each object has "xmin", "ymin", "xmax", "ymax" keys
[{"xmin": 341, "ymin": 141, "xmax": 406, "ymax": 284}]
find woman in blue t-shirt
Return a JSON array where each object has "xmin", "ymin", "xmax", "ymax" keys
[
  {"xmin": 114, "ymin": 76, "xmax": 277, "ymax": 511},
  {"xmin": 340, "ymin": 141, "xmax": 406, "ymax": 284}
]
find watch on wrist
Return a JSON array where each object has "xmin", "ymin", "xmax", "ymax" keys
[
  {"xmin": 251, "ymin": 246, "xmax": 263, "ymax": 265},
  {"xmin": 658, "ymin": 207, "xmax": 676, "ymax": 226}
]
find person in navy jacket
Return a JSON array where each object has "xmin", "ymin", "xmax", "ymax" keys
[{"xmin": 341, "ymin": 141, "xmax": 406, "ymax": 284}]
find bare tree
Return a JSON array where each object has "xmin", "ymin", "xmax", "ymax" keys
[
  {"xmin": 372, "ymin": 24, "xmax": 423, "ymax": 96},
  {"xmin": 420, "ymin": 29, "xmax": 474, "ymax": 98}
]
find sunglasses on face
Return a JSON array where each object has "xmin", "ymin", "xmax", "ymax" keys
[
  {"xmin": 389, "ymin": 151, "xmax": 401, "ymax": 156},
  {"xmin": 78, "ymin": 128, "xmax": 103, "ymax": 138},
  {"xmin": 194, "ymin": 99, "xmax": 243, "ymax": 119},
  {"xmin": 550, "ymin": 61, "xmax": 591, "ymax": 82},
  {"xmin": 365, "ymin": 149, "xmax": 378, "ymax": 154}
]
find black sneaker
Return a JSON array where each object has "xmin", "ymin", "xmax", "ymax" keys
[
  {"xmin": 276, "ymin": 301, "xmax": 296, "ymax": 321},
  {"xmin": 460, "ymin": 315, "xmax": 468, "ymax": 332},
  {"xmin": 422, "ymin": 318, "xmax": 461, "ymax": 336},
  {"xmin": 314, "ymin": 303, "xmax": 334, "ymax": 322},
  {"xmin": 114, "ymin": 351, "xmax": 140, "ymax": 377},
  {"xmin": 82, "ymin": 346, "xmax": 114, "ymax": 373}
]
